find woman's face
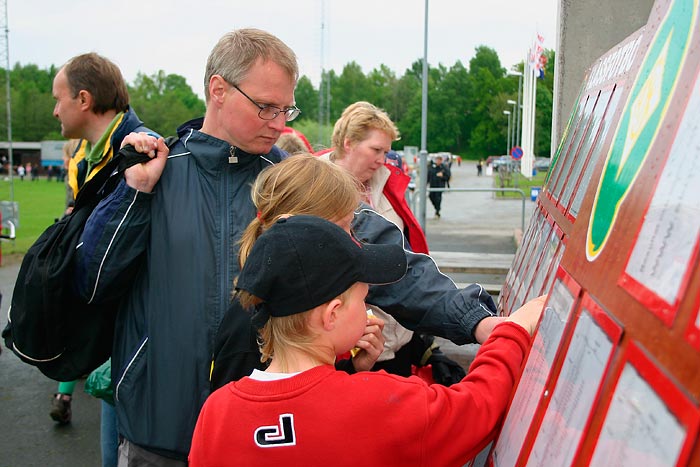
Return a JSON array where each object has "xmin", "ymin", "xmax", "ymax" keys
[{"xmin": 337, "ymin": 128, "xmax": 392, "ymax": 183}]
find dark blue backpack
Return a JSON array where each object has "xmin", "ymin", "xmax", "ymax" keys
[{"xmin": 2, "ymin": 145, "xmax": 153, "ymax": 380}]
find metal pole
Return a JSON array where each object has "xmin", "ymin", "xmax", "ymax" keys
[
  {"xmin": 516, "ymin": 73, "xmax": 522, "ymax": 147},
  {"xmin": 503, "ymin": 110, "xmax": 511, "ymax": 155},
  {"xmin": 418, "ymin": 0, "xmax": 429, "ymax": 230},
  {"xmin": 507, "ymin": 113, "xmax": 511, "ymax": 155},
  {"xmin": 3, "ymin": 0, "xmax": 13, "ymax": 218},
  {"xmin": 317, "ymin": 0, "xmax": 326, "ymax": 147}
]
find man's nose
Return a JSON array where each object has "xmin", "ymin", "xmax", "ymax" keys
[{"xmin": 268, "ymin": 113, "xmax": 287, "ymax": 131}]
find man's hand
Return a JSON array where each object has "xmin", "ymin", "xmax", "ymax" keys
[
  {"xmin": 351, "ymin": 315, "xmax": 385, "ymax": 372},
  {"xmin": 122, "ymin": 132, "xmax": 169, "ymax": 193},
  {"xmin": 505, "ymin": 295, "xmax": 547, "ymax": 336}
]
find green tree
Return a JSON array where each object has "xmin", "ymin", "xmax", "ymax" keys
[
  {"xmin": 331, "ymin": 62, "xmax": 372, "ymax": 119},
  {"xmin": 466, "ymin": 46, "xmax": 506, "ymax": 155},
  {"xmin": 128, "ymin": 71, "xmax": 205, "ymax": 137},
  {"xmin": 0, "ymin": 63, "xmax": 60, "ymax": 141},
  {"xmin": 293, "ymin": 75, "xmax": 318, "ymax": 122}
]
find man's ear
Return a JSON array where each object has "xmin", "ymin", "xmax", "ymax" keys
[
  {"xmin": 208, "ymin": 75, "xmax": 228, "ymax": 104},
  {"xmin": 77, "ymin": 90, "xmax": 92, "ymax": 112}
]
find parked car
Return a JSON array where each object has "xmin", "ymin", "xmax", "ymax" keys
[
  {"xmin": 534, "ymin": 157, "xmax": 551, "ymax": 172},
  {"xmin": 492, "ymin": 155, "xmax": 514, "ymax": 170}
]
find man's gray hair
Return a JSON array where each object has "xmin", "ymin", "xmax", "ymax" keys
[{"xmin": 204, "ymin": 28, "xmax": 299, "ymax": 102}]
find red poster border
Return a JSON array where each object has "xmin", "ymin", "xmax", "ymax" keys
[
  {"xmin": 578, "ymin": 341, "xmax": 700, "ymax": 467},
  {"xmin": 500, "ymin": 204, "xmax": 547, "ymax": 313},
  {"xmin": 553, "ymin": 91, "xmax": 603, "ymax": 218},
  {"xmin": 568, "ymin": 294, "xmax": 625, "ymax": 465},
  {"xmin": 564, "ymin": 83, "xmax": 621, "ymax": 224},
  {"xmin": 617, "ymin": 50, "xmax": 700, "ymax": 327},
  {"xmin": 487, "ymin": 267, "xmax": 582, "ymax": 467},
  {"xmin": 517, "ymin": 291, "xmax": 623, "ymax": 465},
  {"xmin": 508, "ymin": 214, "xmax": 556, "ymax": 313},
  {"xmin": 503, "ymin": 207, "xmax": 552, "ymax": 314}
]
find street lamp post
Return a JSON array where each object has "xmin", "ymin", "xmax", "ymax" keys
[
  {"xmin": 507, "ymin": 99, "xmax": 517, "ymax": 152},
  {"xmin": 507, "ymin": 70, "xmax": 523, "ymax": 148},
  {"xmin": 503, "ymin": 110, "xmax": 511, "ymax": 156}
]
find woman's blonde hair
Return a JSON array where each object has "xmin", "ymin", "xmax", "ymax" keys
[
  {"xmin": 236, "ymin": 154, "xmax": 363, "ymax": 365},
  {"xmin": 330, "ymin": 101, "xmax": 400, "ymax": 161}
]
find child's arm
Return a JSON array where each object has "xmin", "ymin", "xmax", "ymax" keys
[{"xmin": 420, "ymin": 296, "xmax": 545, "ymax": 465}]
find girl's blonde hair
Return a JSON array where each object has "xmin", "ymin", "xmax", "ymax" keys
[
  {"xmin": 238, "ymin": 154, "xmax": 362, "ymax": 267},
  {"xmin": 236, "ymin": 154, "xmax": 362, "ymax": 365}
]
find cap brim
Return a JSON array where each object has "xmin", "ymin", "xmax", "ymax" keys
[{"xmin": 355, "ymin": 242, "xmax": 407, "ymax": 285}]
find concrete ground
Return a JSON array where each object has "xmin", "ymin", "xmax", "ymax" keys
[{"xmin": 0, "ymin": 160, "xmax": 536, "ymax": 466}]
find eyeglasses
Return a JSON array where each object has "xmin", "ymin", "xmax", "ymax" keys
[{"xmin": 232, "ymin": 84, "xmax": 301, "ymax": 122}]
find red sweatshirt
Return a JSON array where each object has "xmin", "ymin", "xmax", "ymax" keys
[{"xmin": 189, "ymin": 322, "xmax": 531, "ymax": 467}]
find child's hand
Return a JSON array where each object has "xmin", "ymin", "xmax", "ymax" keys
[
  {"xmin": 505, "ymin": 295, "xmax": 547, "ymax": 335},
  {"xmin": 351, "ymin": 315, "xmax": 385, "ymax": 372}
]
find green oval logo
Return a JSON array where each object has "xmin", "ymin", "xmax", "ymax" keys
[{"xmin": 586, "ymin": 0, "xmax": 698, "ymax": 261}]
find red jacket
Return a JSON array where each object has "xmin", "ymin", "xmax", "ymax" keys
[
  {"xmin": 190, "ymin": 322, "xmax": 531, "ymax": 467},
  {"xmin": 382, "ymin": 163, "xmax": 429, "ymax": 254}
]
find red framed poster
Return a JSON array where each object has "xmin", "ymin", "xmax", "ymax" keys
[
  {"xmin": 489, "ymin": 268, "xmax": 581, "ymax": 467},
  {"xmin": 524, "ymin": 294, "xmax": 623, "ymax": 466},
  {"xmin": 504, "ymin": 210, "xmax": 552, "ymax": 314},
  {"xmin": 500, "ymin": 206, "xmax": 547, "ymax": 313},
  {"xmin": 583, "ymin": 342, "xmax": 700, "ymax": 467},
  {"xmin": 619, "ymin": 65, "xmax": 700, "ymax": 326},
  {"xmin": 528, "ymin": 224, "xmax": 565, "ymax": 299},
  {"xmin": 569, "ymin": 83, "xmax": 626, "ymax": 219},
  {"xmin": 511, "ymin": 216, "xmax": 556, "ymax": 312},
  {"xmin": 550, "ymin": 95, "xmax": 598, "ymax": 209}
]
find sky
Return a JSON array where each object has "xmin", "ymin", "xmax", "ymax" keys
[{"xmin": 7, "ymin": 0, "xmax": 558, "ymax": 98}]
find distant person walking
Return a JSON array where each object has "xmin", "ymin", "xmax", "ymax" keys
[
  {"xmin": 477, "ymin": 159, "xmax": 483, "ymax": 176},
  {"xmin": 428, "ymin": 155, "xmax": 451, "ymax": 218}
]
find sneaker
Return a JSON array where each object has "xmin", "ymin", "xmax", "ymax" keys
[{"xmin": 50, "ymin": 393, "xmax": 72, "ymax": 424}]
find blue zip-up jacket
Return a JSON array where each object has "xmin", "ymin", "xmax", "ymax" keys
[{"xmin": 76, "ymin": 118, "xmax": 284, "ymax": 460}]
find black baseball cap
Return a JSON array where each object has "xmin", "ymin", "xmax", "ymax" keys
[{"xmin": 236, "ymin": 215, "xmax": 407, "ymax": 318}]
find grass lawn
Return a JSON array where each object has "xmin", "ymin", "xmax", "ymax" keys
[
  {"xmin": 0, "ymin": 177, "xmax": 68, "ymax": 259},
  {"xmin": 493, "ymin": 169, "xmax": 548, "ymax": 199}
]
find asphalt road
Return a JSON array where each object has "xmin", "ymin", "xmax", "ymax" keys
[{"xmin": 0, "ymin": 160, "xmax": 535, "ymax": 466}]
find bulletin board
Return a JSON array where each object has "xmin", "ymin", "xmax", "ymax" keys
[{"xmin": 489, "ymin": 0, "xmax": 700, "ymax": 465}]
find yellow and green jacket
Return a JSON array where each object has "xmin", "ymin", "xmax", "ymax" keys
[{"xmin": 68, "ymin": 107, "xmax": 151, "ymax": 198}]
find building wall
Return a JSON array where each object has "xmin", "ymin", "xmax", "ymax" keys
[{"xmin": 553, "ymin": 0, "xmax": 655, "ymax": 148}]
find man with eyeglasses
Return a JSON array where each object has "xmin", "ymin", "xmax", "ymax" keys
[{"xmin": 72, "ymin": 29, "xmax": 303, "ymax": 466}]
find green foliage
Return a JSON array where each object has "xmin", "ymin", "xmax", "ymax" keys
[
  {"xmin": 288, "ymin": 119, "xmax": 333, "ymax": 151},
  {"xmin": 0, "ymin": 47, "xmax": 555, "ymax": 160},
  {"xmin": 128, "ymin": 71, "xmax": 205, "ymax": 137},
  {"xmin": 294, "ymin": 76, "xmax": 318, "ymax": 122},
  {"xmin": 493, "ymin": 169, "xmax": 548, "ymax": 198},
  {"xmin": 0, "ymin": 63, "xmax": 60, "ymax": 141}
]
